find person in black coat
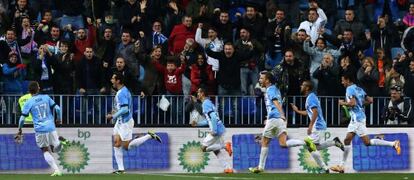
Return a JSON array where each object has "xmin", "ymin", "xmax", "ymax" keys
[
  {"xmin": 205, "ymin": 42, "xmax": 253, "ymax": 95},
  {"xmin": 75, "ymin": 47, "xmax": 106, "ymax": 95}
]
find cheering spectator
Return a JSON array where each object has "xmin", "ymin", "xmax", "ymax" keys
[
  {"xmin": 381, "ymin": 85, "xmax": 413, "ymax": 125},
  {"xmin": 138, "ymin": 46, "xmax": 165, "ymax": 95},
  {"xmin": 119, "ymin": 0, "xmax": 145, "ymax": 38},
  {"xmin": 272, "ymin": 50, "xmax": 309, "ymax": 96},
  {"xmin": 357, "ymin": 57, "xmax": 379, "ymax": 96},
  {"xmin": 34, "ymin": 10, "xmax": 56, "ymax": 41},
  {"xmin": 236, "ymin": 5, "xmax": 266, "ymax": 42},
  {"xmin": 370, "ymin": 16, "xmax": 398, "ymax": 58},
  {"xmin": 8, "ymin": 0, "xmax": 35, "ymax": 26},
  {"xmin": 205, "ymin": 42, "xmax": 252, "ymax": 95},
  {"xmin": 53, "ymin": 41, "xmax": 75, "ymax": 94},
  {"xmin": 385, "ymin": 68, "xmax": 405, "ymax": 94},
  {"xmin": 73, "ymin": 24, "xmax": 97, "ymax": 63},
  {"xmin": 334, "ymin": 9, "xmax": 365, "ymax": 42},
  {"xmin": 76, "ymin": 47, "xmax": 105, "ymax": 95},
  {"xmin": 195, "ymin": 23, "xmax": 223, "ymax": 72},
  {"xmin": 2, "ymin": 51, "xmax": 26, "ymax": 94},
  {"xmin": 323, "ymin": 28, "xmax": 370, "ymax": 69},
  {"xmin": 303, "ymin": 37, "xmax": 341, "ymax": 88},
  {"xmin": 375, "ymin": 48, "xmax": 392, "ymax": 96},
  {"xmin": 180, "ymin": 38, "xmax": 203, "ymax": 96},
  {"xmin": 31, "ymin": 44, "xmax": 55, "ymax": 94},
  {"xmin": 394, "ymin": 54, "xmax": 414, "ymax": 101},
  {"xmin": 111, "ymin": 57, "xmax": 141, "ymax": 95},
  {"xmin": 17, "ymin": 16, "xmax": 37, "ymax": 64},
  {"xmin": 297, "ymin": 2, "xmax": 327, "ymax": 44},
  {"xmin": 264, "ymin": 9, "xmax": 291, "ymax": 69},
  {"xmin": 285, "ymin": 29, "xmax": 310, "ymax": 67},
  {"xmin": 234, "ymin": 27, "xmax": 264, "ymax": 95},
  {"xmin": 190, "ymin": 53, "xmax": 215, "ymax": 95},
  {"xmin": 143, "ymin": 20, "xmax": 168, "ymax": 53},
  {"xmin": 114, "ymin": 31, "xmax": 139, "ymax": 76},
  {"xmin": 168, "ymin": 15, "xmax": 196, "ymax": 55},
  {"xmin": 0, "ymin": 29, "xmax": 30, "ymax": 64},
  {"xmin": 152, "ymin": 56, "xmax": 185, "ymax": 95},
  {"xmin": 212, "ymin": 11, "xmax": 234, "ymax": 43},
  {"xmin": 312, "ymin": 53, "xmax": 340, "ymax": 96}
]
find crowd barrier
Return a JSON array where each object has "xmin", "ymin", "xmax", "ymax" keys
[{"xmin": 0, "ymin": 95, "xmax": 409, "ymax": 127}]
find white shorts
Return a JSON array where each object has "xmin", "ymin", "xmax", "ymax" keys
[
  {"xmin": 35, "ymin": 131, "xmax": 59, "ymax": 148},
  {"xmin": 308, "ymin": 130, "xmax": 326, "ymax": 144},
  {"xmin": 113, "ymin": 119, "xmax": 135, "ymax": 141},
  {"xmin": 262, "ymin": 118, "xmax": 287, "ymax": 139},
  {"xmin": 347, "ymin": 121, "xmax": 368, "ymax": 137},
  {"xmin": 202, "ymin": 133, "xmax": 224, "ymax": 147}
]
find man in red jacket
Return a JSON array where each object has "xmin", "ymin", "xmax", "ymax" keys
[
  {"xmin": 168, "ymin": 16, "xmax": 196, "ymax": 55},
  {"xmin": 73, "ymin": 24, "xmax": 96, "ymax": 63}
]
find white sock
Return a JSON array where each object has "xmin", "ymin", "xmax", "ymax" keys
[
  {"xmin": 286, "ymin": 139, "xmax": 305, "ymax": 147},
  {"xmin": 43, "ymin": 151, "xmax": 59, "ymax": 172},
  {"xmin": 128, "ymin": 134, "xmax": 151, "ymax": 149},
  {"xmin": 216, "ymin": 150, "xmax": 231, "ymax": 169},
  {"xmin": 311, "ymin": 151, "xmax": 328, "ymax": 170},
  {"xmin": 317, "ymin": 140, "xmax": 335, "ymax": 150},
  {"xmin": 258, "ymin": 147, "xmax": 269, "ymax": 170},
  {"xmin": 340, "ymin": 145, "xmax": 351, "ymax": 166},
  {"xmin": 370, "ymin": 139, "xmax": 394, "ymax": 147},
  {"xmin": 206, "ymin": 144, "xmax": 223, "ymax": 152},
  {"xmin": 114, "ymin": 147, "xmax": 125, "ymax": 171}
]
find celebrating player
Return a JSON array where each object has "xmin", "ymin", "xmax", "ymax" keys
[
  {"xmin": 249, "ymin": 71, "xmax": 308, "ymax": 174},
  {"xmin": 107, "ymin": 73, "xmax": 162, "ymax": 174},
  {"xmin": 330, "ymin": 74, "xmax": 401, "ymax": 173},
  {"xmin": 291, "ymin": 80, "xmax": 345, "ymax": 173},
  {"xmin": 191, "ymin": 87, "xmax": 233, "ymax": 174},
  {"xmin": 15, "ymin": 81, "xmax": 69, "ymax": 176}
]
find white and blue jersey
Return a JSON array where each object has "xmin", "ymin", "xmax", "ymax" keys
[
  {"xmin": 114, "ymin": 86, "xmax": 133, "ymax": 123},
  {"xmin": 306, "ymin": 92, "xmax": 327, "ymax": 131},
  {"xmin": 265, "ymin": 85, "xmax": 283, "ymax": 119},
  {"xmin": 346, "ymin": 84, "xmax": 367, "ymax": 123},
  {"xmin": 21, "ymin": 95, "xmax": 57, "ymax": 133},
  {"xmin": 197, "ymin": 99, "xmax": 225, "ymax": 136}
]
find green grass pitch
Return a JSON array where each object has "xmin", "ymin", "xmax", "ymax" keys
[{"xmin": 0, "ymin": 173, "xmax": 413, "ymax": 180}]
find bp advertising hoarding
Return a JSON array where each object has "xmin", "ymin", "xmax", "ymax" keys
[{"xmin": 0, "ymin": 128, "xmax": 412, "ymax": 174}]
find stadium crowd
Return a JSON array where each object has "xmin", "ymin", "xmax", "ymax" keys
[{"xmin": 0, "ymin": 0, "xmax": 413, "ymax": 125}]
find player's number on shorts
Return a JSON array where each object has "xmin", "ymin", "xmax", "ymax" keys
[{"xmin": 35, "ymin": 103, "xmax": 48, "ymax": 119}]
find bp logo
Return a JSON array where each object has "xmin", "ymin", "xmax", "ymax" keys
[
  {"xmin": 58, "ymin": 141, "xmax": 90, "ymax": 173},
  {"xmin": 297, "ymin": 146, "xmax": 330, "ymax": 173},
  {"xmin": 178, "ymin": 141, "xmax": 210, "ymax": 173}
]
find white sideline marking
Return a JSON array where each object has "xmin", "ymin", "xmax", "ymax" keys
[{"xmin": 137, "ymin": 173, "xmax": 256, "ymax": 180}]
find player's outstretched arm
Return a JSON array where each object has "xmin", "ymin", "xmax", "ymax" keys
[{"xmin": 290, "ymin": 103, "xmax": 307, "ymax": 116}]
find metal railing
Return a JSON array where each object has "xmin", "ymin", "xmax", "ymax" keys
[{"xmin": 0, "ymin": 95, "xmax": 409, "ymax": 127}]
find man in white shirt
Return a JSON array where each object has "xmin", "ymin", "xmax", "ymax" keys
[
  {"xmin": 298, "ymin": 1, "xmax": 327, "ymax": 44},
  {"xmin": 195, "ymin": 23, "xmax": 224, "ymax": 73}
]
